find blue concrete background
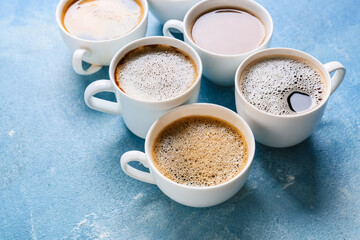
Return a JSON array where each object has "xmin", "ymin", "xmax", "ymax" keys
[{"xmin": 1, "ymin": 0, "xmax": 359, "ymax": 239}]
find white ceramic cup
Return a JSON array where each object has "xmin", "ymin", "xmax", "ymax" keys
[
  {"xmin": 163, "ymin": 0, "xmax": 273, "ymax": 86},
  {"xmin": 120, "ymin": 103, "xmax": 255, "ymax": 207},
  {"xmin": 235, "ymin": 48, "xmax": 346, "ymax": 148},
  {"xmin": 148, "ymin": 0, "xmax": 202, "ymax": 25},
  {"xmin": 55, "ymin": 0, "xmax": 148, "ymax": 75},
  {"xmin": 84, "ymin": 36, "xmax": 203, "ymax": 139}
]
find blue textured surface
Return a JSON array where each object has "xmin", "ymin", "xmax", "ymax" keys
[{"xmin": 1, "ymin": 0, "xmax": 359, "ymax": 239}]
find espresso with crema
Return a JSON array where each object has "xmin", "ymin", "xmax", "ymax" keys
[
  {"xmin": 62, "ymin": 0, "xmax": 143, "ymax": 41},
  {"xmin": 191, "ymin": 8, "xmax": 266, "ymax": 55},
  {"xmin": 115, "ymin": 44, "xmax": 198, "ymax": 102},
  {"xmin": 239, "ymin": 55, "xmax": 327, "ymax": 115},
  {"xmin": 152, "ymin": 116, "xmax": 248, "ymax": 187}
]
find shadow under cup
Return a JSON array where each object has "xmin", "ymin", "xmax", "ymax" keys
[{"xmin": 235, "ymin": 48, "xmax": 346, "ymax": 148}]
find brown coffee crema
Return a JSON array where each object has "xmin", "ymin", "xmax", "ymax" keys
[
  {"xmin": 191, "ymin": 7, "xmax": 266, "ymax": 55},
  {"xmin": 115, "ymin": 44, "xmax": 198, "ymax": 102},
  {"xmin": 152, "ymin": 116, "xmax": 249, "ymax": 187},
  {"xmin": 61, "ymin": 0, "xmax": 144, "ymax": 41},
  {"xmin": 239, "ymin": 55, "xmax": 327, "ymax": 115}
]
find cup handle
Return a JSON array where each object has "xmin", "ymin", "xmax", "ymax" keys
[
  {"xmin": 163, "ymin": 19, "xmax": 184, "ymax": 38},
  {"xmin": 324, "ymin": 61, "xmax": 346, "ymax": 95},
  {"xmin": 120, "ymin": 151, "xmax": 156, "ymax": 184},
  {"xmin": 73, "ymin": 48, "xmax": 102, "ymax": 75},
  {"xmin": 84, "ymin": 80, "xmax": 122, "ymax": 114}
]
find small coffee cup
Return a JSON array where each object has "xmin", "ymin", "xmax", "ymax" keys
[
  {"xmin": 235, "ymin": 48, "xmax": 346, "ymax": 148},
  {"xmin": 84, "ymin": 36, "xmax": 203, "ymax": 139},
  {"xmin": 148, "ymin": 0, "xmax": 202, "ymax": 25},
  {"xmin": 55, "ymin": 0, "xmax": 148, "ymax": 75},
  {"xmin": 163, "ymin": 0, "xmax": 273, "ymax": 86},
  {"xmin": 120, "ymin": 103, "xmax": 255, "ymax": 207}
]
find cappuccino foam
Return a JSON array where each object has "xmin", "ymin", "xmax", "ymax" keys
[
  {"xmin": 63, "ymin": 0, "xmax": 143, "ymax": 41},
  {"xmin": 152, "ymin": 116, "xmax": 248, "ymax": 187},
  {"xmin": 115, "ymin": 45, "xmax": 198, "ymax": 101},
  {"xmin": 240, "ymin": 56, "xmax": 326, "ymax": 115}
]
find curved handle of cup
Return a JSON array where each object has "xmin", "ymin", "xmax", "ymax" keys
[
  {"xmin": 163, "ymin": 19, "xmax": 184, "ymax": 38},
  {"xmin": 84, "ymin": 80, "xmax": 122, "ymax": 114},
  {"xmin": 324, "ymin": 61, "xmax": 346, "ymax": 95},
  {"xmin": 120, "ymin": 151, "xmax": 156, "ymax": 184},
  {"xmin": 73, "ymin": 48, "xmax": 102, "ymax": 75}
]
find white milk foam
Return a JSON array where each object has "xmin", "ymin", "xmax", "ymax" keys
[
  {"xmin": 63, "ymin": 0, "xmax": 142, "ymax": 40},
  {"xmin": 115, "ymin": 45, "xmax": 197, "ymax": 102},
  {"xmin": 152, "ymin": 116, "xmax": 248, "ymax": 187},
  {"xmin": 240, "ymin": 56, "xmax": 326, "ymax": 115}
]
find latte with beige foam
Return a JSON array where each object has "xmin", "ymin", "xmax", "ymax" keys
[{"xmin": 62, "ymin": 0, "xmax": 143, "ymax": 41}]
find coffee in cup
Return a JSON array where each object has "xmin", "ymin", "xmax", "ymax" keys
[
  {"xmin": 84, "ymin": 36, "xmax": 203, "ymax": 139},
  {"xmin": 191, "ymin": 8, "xmax": 266, "ymax": 55},
  {"xmin": 152, "ymin": 115, "xmax": 248, "ymax": 187},
  {"xmin": 163, "ymin": 0, "xmax": 273, "ymax": 86},
  {"xmin": 62, "ymin": 0, "xmax": 144, "ymax": 41},
  {"xmin": 56, "ymin": 0, "xmax": 148, "ymax": 75},
  {"xmin": 115, "ymin": 44, "xmax": 198, "ymax": 101},
  {"xmin": 120, "ymin": 103, "xmax": 255, "ymax": 207},
  {"xmin": 239, "ymin": 55, "xmax": 327, "ymax": 115},
  {"xmin": 235, "ymin": 48, "xmax": 345, "ymax": 148}
]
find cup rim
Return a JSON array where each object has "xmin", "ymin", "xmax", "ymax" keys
[
  {"xmin": 148, "ymin": 0, "xmax": 200, "ymax": 3},
  {"xmin": 108, "ymin": 36, "xmax": 203, "ymax": 105},
  {"xmin": 55, "ymin": 0, "xmax": 148, "ymax": 43},
  {"xmin": 182, "ymin": 0, "xmax": 274, "ymax": 58},
  {"xmin": 144, "ymin": 103, "xmax": 256, "ymax": 191},
  {"xmin": 235, "ymin": 47, "xmax": 331, "ymax": 119},
  {"xmin": 149, "ymin": 0, "xmax": 198, "ymax": 2}
]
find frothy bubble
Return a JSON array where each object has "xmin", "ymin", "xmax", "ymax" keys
[
  {"xmin": 240, "ymin": 56, "xmax": 327, "ymax": 115},
  {"xmin": 152, "ymin": 116, "xmax": 248, "ymax": 187},
  {"xmin": 115, "ymin": 45, "xmax": 198, "ymax": 101}
]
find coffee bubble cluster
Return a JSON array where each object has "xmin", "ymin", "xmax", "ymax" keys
[
  {"xmin": 115, "ymin": 45, "xmax": 198, "ymax": 101},
  {"xmin": 152, "ymin": 116, "xmax": 248, "ymax": 187},
  {"xmin": 240, "ymin": 56, "xmax": 326, "ymax": 115}
]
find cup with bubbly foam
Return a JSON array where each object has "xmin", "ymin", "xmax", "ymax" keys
[
  {"xmin": 235, "ymin": 48, "xmax": 346, "ymax": 148},
  {"xmin": 163, "ymin": 0, "xmax": 273, "ymax": 86},
  {"xmin": 84, "ymin": 36, "xmax": 203, "ymax": 139},
  {"xmin": 56, "ymin": 0, "xmax": 148, "ymax": 75},
  {"xmin": 120, "ymin": 103, "xmax": 255, "ymax": 207}
]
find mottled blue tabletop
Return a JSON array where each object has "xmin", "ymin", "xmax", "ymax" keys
[{"xmin": 1, "ymin": 0, "xmax": 359, "ymax": 239}]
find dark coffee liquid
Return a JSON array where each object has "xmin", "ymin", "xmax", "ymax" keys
[{"xmin": 287, "ymin": 91, "xmax": 313, "ymax": 113}]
